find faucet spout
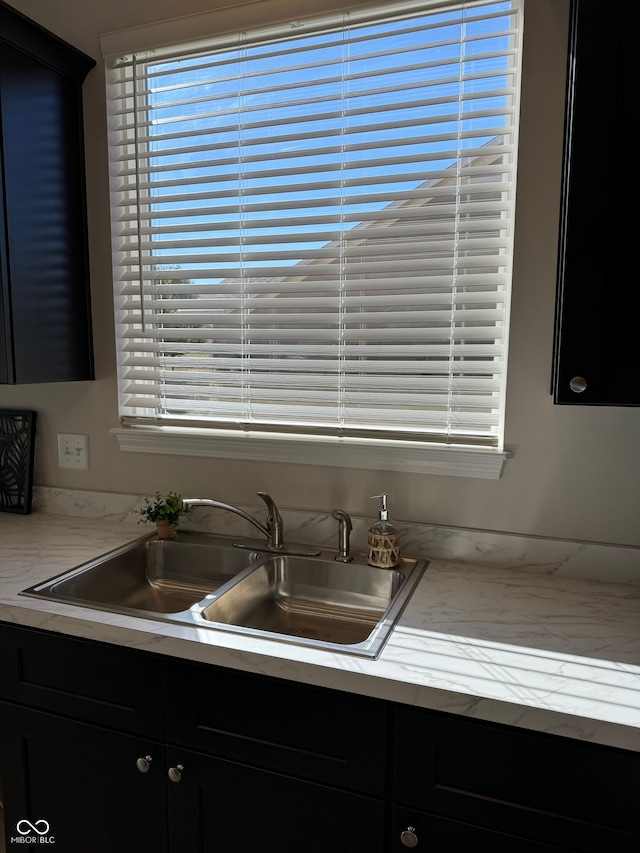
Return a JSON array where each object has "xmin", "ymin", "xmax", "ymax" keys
[{"xmin": 182, "ymin": 493, "xmax": 284, "ymax": 550}]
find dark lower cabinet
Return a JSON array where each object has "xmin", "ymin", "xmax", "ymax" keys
[
  {"xmin": 0, "ymin": 702, "xmax": 167, "ymax": 852},
  {"xmin": 393, "ymin": 706, "xmax": 640, "ymax": 853},
  {"xmin": 0, "ymin": 623, "xmax": 638, "ymax": 853},
  {"xmin": 0, "ymin": 704, "xmax": 384, "ymax": 853},
  {"xmin": 0, "ymin": 623, "xmax": 386, "ymax": 852}
]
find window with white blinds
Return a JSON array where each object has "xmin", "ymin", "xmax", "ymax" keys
[{"xmin": 106, "ymin": 0, "xmax": 522, "ymax": 449}]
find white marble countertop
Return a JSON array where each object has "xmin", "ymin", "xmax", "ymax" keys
[{"xmin": 0, "ymin": 512, "xmax": 638, "ymax": 752}]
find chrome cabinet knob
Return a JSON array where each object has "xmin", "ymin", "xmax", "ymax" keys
[
  {"xmin": 136, "ymin": 755, "xmax": 153, "ymax": 773},
  {"xmin": 168, "ymin": 764, "xmax": 184, "ymax": 782},
  {"xmin": 400, "ymin": 826, "xmax": 418, "ymax": 848}
]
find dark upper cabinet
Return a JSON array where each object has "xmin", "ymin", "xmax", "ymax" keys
[
  {"xmin": 0, "ymin": 1, "xmax": 95, "ymax": 384},
  {"xmin": 552, "ymin": 0, "xmax": 636, "ymax": 405}
]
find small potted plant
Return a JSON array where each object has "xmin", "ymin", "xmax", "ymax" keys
[{"xmin": 135, "ymin": 491, "xmax": 190, "ymax": 540}]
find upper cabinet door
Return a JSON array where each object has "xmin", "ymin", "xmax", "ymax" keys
[
  {"xmin": 0, "ymin": 1, "xmax": 95, "ymax": 384},
  {"xmin": 552, "ymin": 0, "xmax": 637, "ymax": 405}
]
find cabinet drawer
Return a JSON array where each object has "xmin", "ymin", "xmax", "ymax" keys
[
  {"xmin": 394, "ymin": 707, "xmax": 640, "ymax": 853},
  {"xmin": 165, "ymin": 658, "xmax": 387, "ymax": 796},
  {"xmin": 391, "ymin": 806, "xmax": 567, "ymax": 853},
  {"xmin": 0, "ymin": 622, "xmax": 165, "ymax": 738}
]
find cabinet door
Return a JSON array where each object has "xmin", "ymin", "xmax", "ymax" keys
[
  {"xmin": 166, "ymin": 746, "xmax": 385, "ymax": 853},
  {"xmin": 552, "ymin": 0, "xmax": 636, "ymax": 405},
  {"xmin": 0, "ymin": 701, "xmax": 167, "ymax": 853},
  {"xmin": 0, "ymin": 0, "xmax": 95, "ymax": 385},
  {"xmin": 0, "ymin": 40, "xmax": 93, "ymax": 383}
]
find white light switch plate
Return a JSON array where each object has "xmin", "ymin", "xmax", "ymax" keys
[{"xmin": 58, "ymin": 433, "xmax": 89, "ymax": 470}]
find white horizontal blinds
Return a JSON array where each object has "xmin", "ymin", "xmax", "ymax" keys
[{"xmin": 107, "ymin": 0, "xmax": 521, "ymax": 444}]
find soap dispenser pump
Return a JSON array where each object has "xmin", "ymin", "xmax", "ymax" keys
[{"xmin": 367, "ymin": 493, "xmax": 400, "ymax": 568}]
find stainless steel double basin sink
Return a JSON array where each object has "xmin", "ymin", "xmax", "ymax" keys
[{"xmin": 21, "ymin": 530, "xmax": 427, "ymax": 658}]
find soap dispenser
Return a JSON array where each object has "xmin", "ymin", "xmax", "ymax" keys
[{"xmin": 367, "ymin": 493, "xmax": 400, "ymax": 568}]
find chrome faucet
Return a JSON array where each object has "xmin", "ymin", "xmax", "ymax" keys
[
  {"xmin": 331, "ymin": 509, "xmax": 353, "ymax": 562},
  {"xmin": 183, "ymin": 491, "xmax": 284, "ymax": 550}
]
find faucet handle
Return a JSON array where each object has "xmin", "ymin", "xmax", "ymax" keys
[{"xmin": 257, "ymin": 492, "xmax": 284, "ymax": 549}]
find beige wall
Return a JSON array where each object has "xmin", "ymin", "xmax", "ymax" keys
[{"xmin": 2, "ymin": 0, "xmax": 639, "ymax": 548}]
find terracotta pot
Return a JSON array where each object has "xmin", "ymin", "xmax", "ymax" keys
[{"xmin": 156, "ymin": 521, "xmax": 177, "ymax": 541}]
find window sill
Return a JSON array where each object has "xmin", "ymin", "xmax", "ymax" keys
[{"xmin": 111, "ymin": 427, "xmax": 511, "ymax": 479}]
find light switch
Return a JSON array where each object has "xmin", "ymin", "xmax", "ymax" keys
[{"xmin": 58, "ymin": 433, "xmax": 89, "ymax": 470}]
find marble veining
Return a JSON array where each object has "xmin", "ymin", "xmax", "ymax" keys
[{"xmin": 0, "ymin": 509, "xmax": 638, "ymax": 753}]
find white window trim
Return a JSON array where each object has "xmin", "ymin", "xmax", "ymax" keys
[{"xmin": 111, "ymin": 426, "xmax": 511, "ymax": 478}]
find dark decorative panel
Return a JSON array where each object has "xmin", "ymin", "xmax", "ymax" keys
[{"xmin": 0, "ymin": 409, "xmax": 36, "ymax": 513}]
